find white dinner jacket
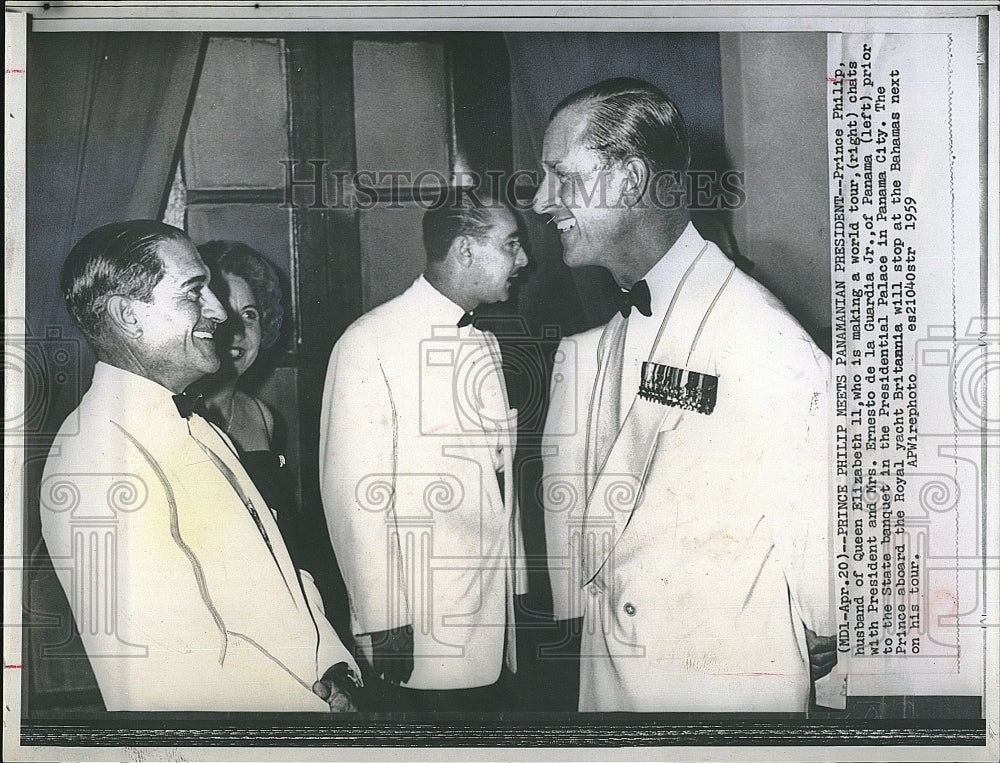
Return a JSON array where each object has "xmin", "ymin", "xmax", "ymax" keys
[
  {"xmin": 40, "ymin": 363, "xmax": 356, "ymax": 711},
  {"xmin": 319, "ymin": 276, "xmax": 526, "ymax": 690},
  {"xmin": 578, "ymin": 229, "xmax": 832, "ymax": 712}
]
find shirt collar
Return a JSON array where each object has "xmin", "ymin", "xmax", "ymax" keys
[
  {"xmin": 413, "ymin": 274, "xmax": 472, "ymax": 328},
  {"xmin": 636, "ymin": 221, "xmax": 707, "ymax": 320},
  {"xmin": 91, "ymin": 361, "xmax": 188, "ymax": 418}
]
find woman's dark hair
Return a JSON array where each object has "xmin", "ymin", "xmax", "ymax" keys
[{"xmin": 197, "ymin": 240, "xmax": 284, "ymax": 350}]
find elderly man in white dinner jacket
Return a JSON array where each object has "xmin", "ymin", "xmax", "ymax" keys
[
  {"xmin": 532, "ymin": 79, "xmax": 835, "ymax": 713},
  {"xmin": 41, "ymin": 220, "xmax": 359, "ymax": 712},
  {"xmin": 319, "ymin": 194, "xmax": 529, "ymax": 711}
]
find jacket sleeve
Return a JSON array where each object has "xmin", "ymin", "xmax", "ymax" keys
[
  {"xmin": 319, "ymin": 329, "xmax": 411, "ymax": 636},
  {"xmin": 771, "ymin": 338, "xmax": 834, "ymax": 638},
  {"xmin": 299, "ymin": 568, "xmax": 361, "ymax": 675}
]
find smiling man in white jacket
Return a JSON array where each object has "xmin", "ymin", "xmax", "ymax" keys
[
  {"xmin": 533, "ymin": 79, "xmax": 835, "ymax": 713},
  {"xmin": 41, "ymin": 220, "xmax": 359, "ymax": 711}
]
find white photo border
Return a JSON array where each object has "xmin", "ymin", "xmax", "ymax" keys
[{"xmin": 4, "ymin": 2, "xmax": 998, "ymax": 761}]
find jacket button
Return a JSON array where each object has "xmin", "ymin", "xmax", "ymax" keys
[
  {"xmin": 623, "ymin": 602, "xmax": 636, "ymax": 616},
  {"xmin": 588, "ymin": 583, "xmax": 600, "ymax": 597}
]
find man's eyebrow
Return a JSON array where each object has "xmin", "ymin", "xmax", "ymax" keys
[{"xmin": 178, "ymin": 274, "xmax": 207, "ymax": 289}]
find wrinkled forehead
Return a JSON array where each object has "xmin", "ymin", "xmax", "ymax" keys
[{"xmin": 155, "ymin": 237, "xmax": 210, "ymax": 283}]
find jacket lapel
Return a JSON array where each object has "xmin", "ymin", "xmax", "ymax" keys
[
  {"xmin": 190, "ymin": 416, "xmax": 303, "ymax": 608},
  {"xmin": 582, "ymin": 246, "xmax": 736, "ymax": 583}
]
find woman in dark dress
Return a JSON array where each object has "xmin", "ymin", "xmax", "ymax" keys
[{"xmin": 190, "ymin": 241, "xmax": 305, "ymax": 566}]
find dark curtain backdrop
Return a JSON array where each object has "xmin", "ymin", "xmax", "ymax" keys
[
  {"xmin": 23, "ymin": 32, "xmax": 205, "ymax": 713},
  {"xmin": 26, "ymin": 32, "xmax": 205, "ymax": 435}
]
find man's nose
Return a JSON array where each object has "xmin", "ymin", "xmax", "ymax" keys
[
  {"xmin": 202, "ymin": 288, "xmax": 228, "ymax": 322},
  {"xmin": 515, "ymin": 248, "xmax": 529, "ymax": 269},
  {"xmin": 531, "ymin": 176, "xmax": 556, "ymax": 216}
]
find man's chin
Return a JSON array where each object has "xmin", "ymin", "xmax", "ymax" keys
[
  {"xmin": 561, "ymin": 248, "xmax": 590, "ymax": 269},
  {"xmin": 199, "ymin": 364, "xmax": 234, "ymax": 385},
  {"xmin": 199, "ymin": 358, "xmax": 222, "ymax": 377}
]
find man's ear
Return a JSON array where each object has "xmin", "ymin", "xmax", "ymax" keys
[
  {"xmin": 105, "ymin": 295, "xmax": 143, "ymax": 339},
  {"xmin": 620, "ymin": 157, "xmax": 650, "ymax": 208},
  {"xmin": 450, "ymin": 235, "xmax": 475, "ymax": 268}
]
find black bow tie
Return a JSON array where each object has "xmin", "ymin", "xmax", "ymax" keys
[
  {"xmin": 457, "ymin": 311, "xmax": 476, "ymax": 328},
  {"xmin": 616, "ymin": 279, "xmax": 652, "ymax": 319},
  {"xmin": 172, "ymin": 392, "xmax": 208, "ymax": 420}
]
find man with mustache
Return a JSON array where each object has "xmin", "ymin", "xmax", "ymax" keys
[
  {"xmin": 319, "ymin": 193, "xmax": 529, "ymax": 711},
  {"xmin": 40, "ymin": 220, "xmax": 359, "ymax": 711},
  {"xmin": 533, "ymin": 79, "xmax": 835, "ymax": 712}
]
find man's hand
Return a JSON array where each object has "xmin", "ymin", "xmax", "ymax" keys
[
  {"xmin": 370, "ymin": 624, "xmax": 414, "ymax": 685},
  {"xmin": 804, "ymin": 626, "xmax": 837, "ymax": 681},
  {"xmin": 312, "ymin": 662, "xmax": 362, "ymax": 712}
]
